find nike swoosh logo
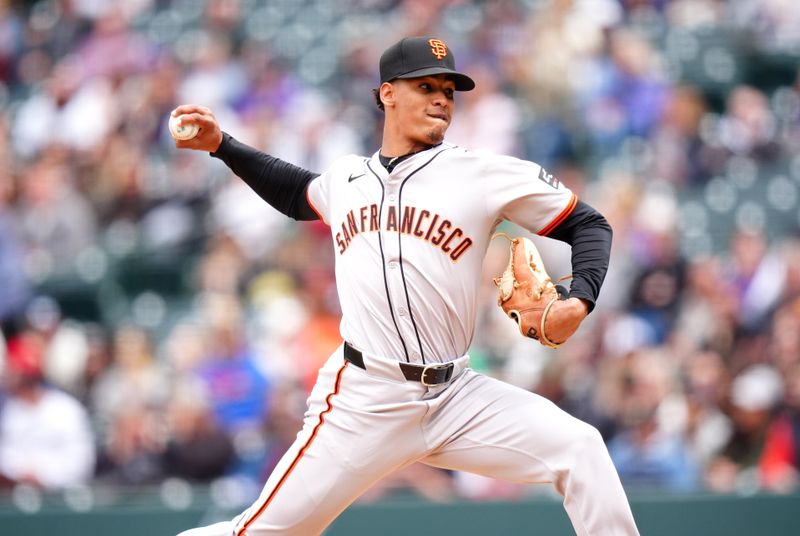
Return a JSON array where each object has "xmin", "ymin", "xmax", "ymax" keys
[{"xmin": 348, "ymin": 173, "xmax": 365, "ymax": 183}]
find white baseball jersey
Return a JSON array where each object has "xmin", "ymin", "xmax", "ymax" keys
[{"xmin": 306, "ymin": 142, "xmax": 576, "ymax": 363}]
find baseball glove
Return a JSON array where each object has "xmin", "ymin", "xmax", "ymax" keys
[{"xmin": 493, "ymin": 234, "xmax": 567, "ymax": 348}]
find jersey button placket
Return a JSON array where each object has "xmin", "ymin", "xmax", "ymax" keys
[
  {"xmin": 383, "ymin": 175, "xmax": 414, "ymax": 356},
  {"xmin": 386, "ymin": 178, "xmax": 398, "ymax": 201},
  {"xmin": 380, "ymin": 192, "xmax": 409, "ymax": 349}
]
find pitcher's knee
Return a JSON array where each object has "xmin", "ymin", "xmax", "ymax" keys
[
  {"xmin": 550, "ymin": 422, "xmax": 608, "ymax": 492},
  {"xmin": 568, "ymin": 421, "xmax": 607, "ymax": 458}
]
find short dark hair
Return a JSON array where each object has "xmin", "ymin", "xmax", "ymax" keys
[{"xmin": 372, "ymin": 88, "xmax": 384, "ymax": 112}]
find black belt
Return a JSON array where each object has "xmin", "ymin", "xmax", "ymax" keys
[{"xmin": 343, "ymin": 342, "xmax": 454, "ymax": 386}]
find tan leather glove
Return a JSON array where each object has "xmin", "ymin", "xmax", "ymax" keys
[{"xmin": 493, "ymin": 235, "xmax": 567, "ymax": 348}]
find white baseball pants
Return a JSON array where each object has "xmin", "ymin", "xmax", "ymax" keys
[{"xmin": 178, "ymin": 345, "xmax": 640, "ymax": 536}]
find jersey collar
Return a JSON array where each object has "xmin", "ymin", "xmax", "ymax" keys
[{"xmin": 371, "ymin": 142, "xmax": 452, "ymax": 177}]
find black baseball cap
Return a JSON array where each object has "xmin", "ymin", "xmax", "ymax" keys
[{"xmin": 379, "ymin": 37, "xmax": 475, "ymax": 91}]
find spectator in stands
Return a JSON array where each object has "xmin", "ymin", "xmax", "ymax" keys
[
  {"xmin": 727, "ymin": 229, "xmax": 786, "ymax": 336},
  {"xmin": 707, "ymin": 364, "xmax": 784, "ymax": 492},
  {"xmin": 607, "ymin": 349, "xmax": 700, "ymax": 491},
  {"xmin": 94, "ymin": 401, "xmax": 166, "ymax": 486},
  {"xmin": 626, "ymin": 232, "xmax": 686, "ymax": 345},
  {"xmin": 650, "ymin": 84, "xmax": 714, "ymax": 185},
  {"xmin": 760, "ymin": 361, "xmax": 800, "ymax": 492},
  {"xmin": 0, "ymin": 171, "xmax": 30, "ymax": 324},
  {"xmin": 13, "ymin": 148, "xmax": 98, "ymax": 277},
  {"xmin": 769, "ymin": 294, "xmax": 800, "ymax": 375},
  {"xmin": 0, "ymin": 329, "xmax": 95, "ymax": 489},
  {"xmin": 673, "ymin": 256, "xmax": 738, "ymax": 355},
  {"xmin": 194, "ymin": 294, "xmax": 270, "ymax": 435},
  {"xmin": 680, "ymin": 349, "xmax": 733, "ymax": 467},
  {"xmin": 718, "ymin": 85, "xmax": 782, "ymax": 163},
  {"xmin": 90, "ymin": 325, "xmax": 169, "ymax": 433},
  {"xmin": 579, "ymin": 27, "xmax": 669, "ymax": 154},
  {"xmin": 162, "ymin": 382, "xmax": 235, "ymax": 482},
  {"xmin": 90, "ymin": 325, "xmax": 169, "ymax": 485}
]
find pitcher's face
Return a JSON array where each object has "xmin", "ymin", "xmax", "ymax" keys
[{"xmin": 384, "ymin": 75, "xmax": 456, "ymax": 146}]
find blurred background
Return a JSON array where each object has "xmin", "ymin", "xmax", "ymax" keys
[{"xmin": 0, "ymin": 0, "xmax": 799, "ymax": 534}]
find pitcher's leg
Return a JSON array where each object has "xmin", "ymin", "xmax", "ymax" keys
[
  {"xmin": 233, "ymin": 360, "xmax": 403, "ymax": 535},
  {"xmin": 179, "ymin": 354, "xmax": 428, "ymax": 536},
  {"xmin": 423, "ymin": 371, "xmax": 639, "ymax": 536},
  {"xmin": 182, "ymin": 360, "xmax": 357, "ymax": 536}
]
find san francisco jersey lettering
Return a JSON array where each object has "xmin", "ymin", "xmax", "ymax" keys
[{"xmin": 334, "ymin": 203, "xmax": 473, "ymax": 261}]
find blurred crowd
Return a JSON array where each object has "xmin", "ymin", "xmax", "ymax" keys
[{"xmin": 1, "ymin": 0, "xmax": 800, "ymax": 510}]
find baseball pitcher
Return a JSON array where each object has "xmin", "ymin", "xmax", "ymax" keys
[{"xmin": 173, "ymin": 36, "xmax": 640, "ymax": 536}]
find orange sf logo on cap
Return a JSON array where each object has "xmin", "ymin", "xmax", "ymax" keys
[{"xmin": 428, "ymin": 39, "xmax": 447, "ymax": 60}]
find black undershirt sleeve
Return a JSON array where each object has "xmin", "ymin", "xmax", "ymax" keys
[
  {"xmin": 545, "ymin": 200, "xmax": 612, "ymax": 313},
  {"xmin": 210, "ymin": 132, "xmax": 320, "ymax": 221}
]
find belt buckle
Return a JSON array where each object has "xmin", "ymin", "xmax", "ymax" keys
[{"xmin": 420, "ymin": 363, "xmax": 454, "ymax": 386}]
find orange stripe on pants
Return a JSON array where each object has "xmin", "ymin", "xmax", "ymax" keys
[{"xmin": 236, "ymin": 362, "xmax": 349, "ymax": 535}]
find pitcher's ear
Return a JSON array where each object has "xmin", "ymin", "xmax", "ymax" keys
[{"xmin": 379, "ymin": 82, "xmax": 396, "ymax": 109}]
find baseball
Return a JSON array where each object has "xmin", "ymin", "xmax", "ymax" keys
[{"xmin": 168, "ymin": 114, "xmax": 200, "ymax": 140}]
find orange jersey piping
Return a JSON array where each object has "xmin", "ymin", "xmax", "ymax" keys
[{"xmin": 538, "ymin": 194, "xmax": 577, "ymax": 237}]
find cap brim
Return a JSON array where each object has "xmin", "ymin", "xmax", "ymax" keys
[{"xmin": 393, "ymin": 67, "xmax": 475, "ymax": 91}]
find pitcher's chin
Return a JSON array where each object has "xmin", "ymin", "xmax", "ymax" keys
[{"xmin": 425, "ymin": 126, "xmax": 446, "ymax": 145}]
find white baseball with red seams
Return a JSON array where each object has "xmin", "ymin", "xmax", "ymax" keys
[{"xmin": 169, "ymin": 113, "xmax": 200, "ymax": 140}]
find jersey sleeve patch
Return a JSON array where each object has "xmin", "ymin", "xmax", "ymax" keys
[{"xmin": 537, "ymin": 167, "xmax": 560, "ymax": 189}]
